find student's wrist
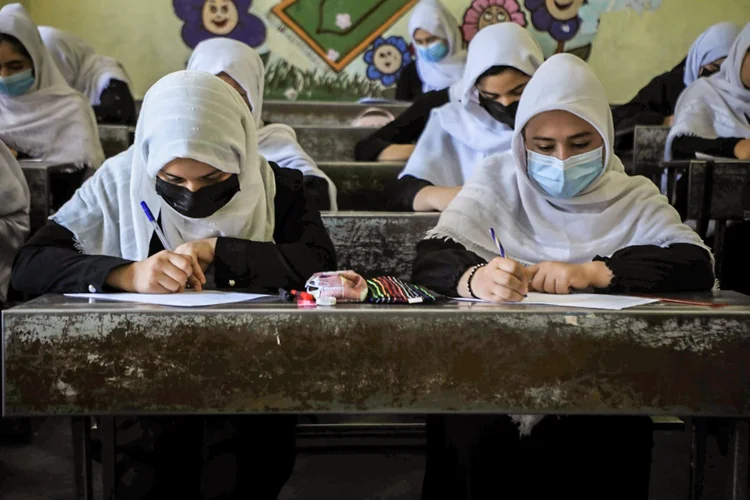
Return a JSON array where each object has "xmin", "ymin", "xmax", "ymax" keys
[
  {"xmin": 105, "ymin": 263, "xmax": 135, "ymax": 292},
  {"xmin": 583, "ymin": 261, "xmax": 613, "ymax": 289}
]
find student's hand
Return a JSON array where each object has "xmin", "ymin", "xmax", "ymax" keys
[
  {"xmin": 377, "ymin": 144, "xmax": 416, "ymax": 162},
  {"xmin": 174, "ymin": 238, "xmax": 217, "ymax": 273},
  {"xmin": 106, "ymin": 251, "xmax": 206, "ymax": 293},
  {"xmin": 413, "ymin": 186, "xmax": 462, "ymax": 212},
  {"xmin": 663, "ymin": 115, "xmax": 675, "ymax": 127},
  {"xmin": 734, "ymin": 139, "xmax": 750, "ymax": 160},
  {"xmin": 458, "ymin": 257, "xmax": 529, "ymax": 303},
  {"xmin": 527, "ymin": 261, "xmax": 612, "ymax": 294}
]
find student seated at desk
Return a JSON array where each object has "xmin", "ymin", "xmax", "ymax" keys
[
  {"xmin": 613, "ymin": 22, "xmax": 740, "ymax": 133},
  {"xmin": 12, "ymin": 71, "xmax": 336, "ymax": 499},
  {"xmin": 0, "ymin": 4, "xmax": 104, "ymax": 168},
  {"xmin": 666, "ymin": 22, "xmax": 750, "ymax": 161},
  {"xmin": 413, "ymin": 55, "xmax": 714, "ymax": 499},
  {"xmin": 187, "ymin": 38, "xmax": 337, "ymax": 210},
  {"xmin": 0, "ymin": 140, "xmax": 29, "ymax": 309},
  {"xmin": 396, "ymin": 0, "xmax": 466, "ymax": 102},
  {"xmin": 393, "ymin": 23, "xmax": 543, "ymax": 212},
  {"xmin": 39, "ymin": 26, "xmax": 136, "ymax": 125}
]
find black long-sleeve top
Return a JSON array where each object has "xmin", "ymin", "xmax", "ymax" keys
[
  {"xmin": 412, "ymin": 238, "xmax": 714, "ymax": 297},
  {"xmin": 12, "ymin": 163, "xmax": 337, "ymax": 295},
  {"xmin": 94, "ymin": 79, "xmax": 137, "ymax": 126},
  {"xmin": 395, "ymin": 61, "xmax": 423, "ymax": 102},
  {"xmin": 355, "ymin": 88, "xmax": 450, "ymax": 162},
  {"xmin": 670, "ymin": 135, "xmax": 744, "ymax": 160}
]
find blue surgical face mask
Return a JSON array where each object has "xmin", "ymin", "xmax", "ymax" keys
[
  {"xmin": 0, "ymin": 69, "xmax": 35, "ymax": 97},
  {"xmin": 417, "ymin": 40, "xmax": 449, "ymax": 63},
  {"xmin": 527, "ymin": 146, "xmax": 605, "ymax": 198}
]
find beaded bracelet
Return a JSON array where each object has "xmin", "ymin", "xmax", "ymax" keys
[{"xmin": 466, "ymin": 263, "xmax": 487, "ymax": 299}]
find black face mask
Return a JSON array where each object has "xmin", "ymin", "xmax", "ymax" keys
[
  {"xmin": 156, "ymin": 174, "xmax": 240, "ymax": 219},
  {"xmin": 479, "ymin": 94, "xmax": 518, "ymax": 128}
]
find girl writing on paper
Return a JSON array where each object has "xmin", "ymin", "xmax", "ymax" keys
[
  {"xmin": 414, "ymin": 53, "xmax": 714, "ymax": 500},
  {"xmin": 393, "ymin": 23, "xmax": 543, "ymax": 212},
  {"xmin": 13, "ymin": 70, "xmax": 336, "ymax": 498},
  {"xmin": 0, "ymin": 4, "xmax": 104, "ymax": 168},
  {"xmin": 39, "ymin": 26, "xmax": 136, "ymax": 125},
  {"xmin": 187, "ymin": 38, "xmax": 338, "ymax": 210}
]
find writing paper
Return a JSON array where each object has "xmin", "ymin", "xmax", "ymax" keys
[
  {"xmin": 452, "ymin": 292, "xmax": 658, "ymax": 310},
  {"xmin": 65, "ymin": 291, "xmax": 271, "ymax": 308}
]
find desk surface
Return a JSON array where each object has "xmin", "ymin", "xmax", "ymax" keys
[{"xmin": 4, "ymin": 293, "xmax": 750, "ymax": 417}]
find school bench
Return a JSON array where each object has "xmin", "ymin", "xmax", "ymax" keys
[
  {"xmin": 262, "ymin": 100, "xmax": 408, "ymax": 126},
  {"xmin": 321, "ymin": 212, "xmax": 438, "ymax": 278},
  {"xmin": 97, "ymin": 125, "xmax": 135, "ymax": 159},
  {"xmin": 632, "ymin": 125, "xmax": 670, "ymax": 179},
  {"xmin": 19, "ymin": 160, "xmax": 89, "ymax": 231},
  {"xmin": 294, "ymin": 125, "xmax": 375, "ymax": 162},
  {"xmin": 4, "ymin": 292, "xmax": 750, "ymax": 499},
  {"xmin": 318, "ymin": 161, "xmax": 404, "ymax": 211}
]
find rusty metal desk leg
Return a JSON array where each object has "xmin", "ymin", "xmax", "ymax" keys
[
  {"xmin": 688, "ymin": 417, "xmax": 707, "ymax": 500},
  {"xmin": 713, "ymin": 220, "xmax": 727, "ymax": 284},
  {"xmin": 71, "ymin": 417, "xmax": 93, "ymax": 500},
  {"xmin": 728, "ymin": 419, "xmax": 749, "ymax": 500},
  {"xmin": 100, "ymin": 416, "xmax": 117, "ymax": 500}
]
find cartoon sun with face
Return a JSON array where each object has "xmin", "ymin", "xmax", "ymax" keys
[
  {"xmin": 202, "ymin": 0, "xmax": 239, "ymax": 35},
  {"xmin": 462, "ymin": 0, "xmax": 527, "ymax": 43}
]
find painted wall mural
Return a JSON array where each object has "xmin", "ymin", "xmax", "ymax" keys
[{"xmin": 172, "ymin": 0, "xmax": 663, "ymax": 101}]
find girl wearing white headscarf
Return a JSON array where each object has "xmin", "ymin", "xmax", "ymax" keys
[
  {"xmin": 613, "ymin": 21, "xmax": 740, "ymax": 134},
  {"xmin": 396, "ymin": 0, "xmax": 466, "ymax": 101},
  {"xmin": 667, "ymin": 22, "xmax": 750, "ymax": 161},
  {"xmin": 187, "ymin": 38, "xmax": 337, "ymax": 210},
  {"xmin": 415, "ymin": 54, "xmax": 714, "ymax": 500},
  {"xmin": 394, "ymin": 23, "xmax": 543, "ymax": 212},
  {"xmin": 0, "ymin": 4, "xmax": 104, "ymax": 169},
  {"xmin": 39, "ymin": 26, "xmax": 136, "ymax": 125},
  {"xmin": 12, "ymin": 70, "xmax": 334, "ymax": 498},
  {"xmin": 0, "ymin": 140, "xmax": 29, "ymax": 306}
]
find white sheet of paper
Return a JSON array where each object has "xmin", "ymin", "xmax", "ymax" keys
[
  {"xmin": 65, "ymin": 291, "xmax": 271, "ymax": 307},
  {"xmin": 452, "ymin": 292, "xmax": 659, "ymax": 310},
  {"xmin": 695, "ymin": 152, "xmax": 734, "ymax": 161}
]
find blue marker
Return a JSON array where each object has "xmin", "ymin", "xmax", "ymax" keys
[
  {"xmin": 140, "ymin": 201, "xmax": 173, "ymax": 251},
  {"xmin": 489, "ymin": 227, "xmax": 505, "ymax": 258}
]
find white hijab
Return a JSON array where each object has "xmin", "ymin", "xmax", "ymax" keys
[
  {"xmin": 400, "ymin": 23, "xmax": 544, "ymax": 186},
  {"xmin": 52, "ymin": 71, "xmax": 276, "ymax": 262},
  {"xmin": 0, "ymin": 4, "xmax": 104, "ymax": 169},
  {"xmin": 407, "ymin": 0, "xmax": 466, "ymax": 94},
  {"xmin": 427, "ymin": 54, "xmax": 711, "ymax": 269},
  {"xmin": 667, "ymin": 22, "xmax": 750, "ymax": 160},
  {"xmin": 684, "ymin": 22, "xmax": 741, "ymax": 87},
  {"xmin": 39, "ymin": 26, "xmax": 133, "ymax": 106},
  {"xmin": 0, "ymin": 140, "xmax": 30, "ymax": 303},
  {"xmin": 187, "ymin": 38, "xmax": 337, "ymax": 210}
]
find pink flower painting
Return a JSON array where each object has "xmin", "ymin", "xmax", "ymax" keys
[{"xmin": 462, "ymin": 0, "xmax": 527, "ymax": 43}]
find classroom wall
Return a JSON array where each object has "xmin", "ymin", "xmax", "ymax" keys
[{"xmin": 10, "ymin": 0, "xmax": 750, "ymax": 103}]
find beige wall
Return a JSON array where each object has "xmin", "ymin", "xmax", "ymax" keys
[{"xmin": 6, "ymin": 0, "xmax": 750, "ymax": 103}]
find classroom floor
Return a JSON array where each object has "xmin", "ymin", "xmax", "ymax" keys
[{"xmin": 0, "ymin": 417, "xmax": 733, "ymax": 500}]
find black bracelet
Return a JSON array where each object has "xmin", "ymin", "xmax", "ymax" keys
[{"xmin": 466, "ymin": 263, "xmax": 487, "ymax": 299}]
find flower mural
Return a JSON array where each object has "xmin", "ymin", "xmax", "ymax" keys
[
  {"xmin": 173, "ymin": 0, "xmax": 267, "ymax": 49},
  {"xmin": 461, "ymin": 0, "xmax": 527, "ymax": 43},
  {"xmin": 363, "ymin": 36, "xmax": 413, "ymax": 87},
  {"xmin": 525, "ymin": 0, "xmax": 585, "ymax": 53}
]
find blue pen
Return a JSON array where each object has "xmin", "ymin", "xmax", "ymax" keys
[
  {"xmin": 489, "ymin": 227, "xmax": 505, "ymax": 258},
  {"xmin": 140, "ymin": 201, "xmax": 173, "ymax": 251}
]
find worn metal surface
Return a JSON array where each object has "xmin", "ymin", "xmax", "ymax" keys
[
  {"xmin": 295, "ymin": 126, "xmax": 373, "ymax": 162},
  {"xmin": 263, "ymin": 100, "xmax": 408, "ymax": 126},
  {"xmin": 322, "ymin": 212, "xmax": 438, "ymax": 278},
  {"xmin": 687, "ymin": 161, "xmax": 750, "ymax": 221},
  {"xmin": 632, "ymin": 126, "xmax": 670, "ymax": 176},
  {"xmin": 20, "ymin": 161, "xmax": 86, "ymax": 232},
  {"xmin": 97, "ymin": 125, "xmax": 134, "ymax": 159},
  {"xmin": 4, "ymin": 292, "xmax": 750, "ymax": 416},
  {"xmin": 318, "ymin": 162, "xmax": 403, "ymax": 211}
]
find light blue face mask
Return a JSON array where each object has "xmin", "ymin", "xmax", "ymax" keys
[
  {"xmin": 0, "ymin": 69, "xmax": 35, "ymax": 97},
  {"xmin": 527, "ymin": 146, "xmax": 605, "ymax": 198},
  {"xmin": 417, "ymin": 40, "xmax": 449, "ymax": 63}
]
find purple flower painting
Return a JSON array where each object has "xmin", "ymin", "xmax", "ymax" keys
[
  {"xmin": 525, "ymin": 0, "xmax": 585, "ymax": 53},
  {"xmin": 173, "ymin": 0, "xmax": 266, "ymax": 49}
]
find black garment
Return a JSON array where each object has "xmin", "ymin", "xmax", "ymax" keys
[
  {"xmin": 303, "ymin": 175, "xmax": 332, "ymax": 211},
  {"xmin": 94, "ymin": 79, "xmax": 137, "ymax": 126},
  {"xmin": 613, "ymin": 59, "xmax": 686, "ymax": 132},
  {"xmin": 12, "ymin": 162, "xmax": 337, "ymax": 295},
  {"xmin": 354, "ymin": 88, "xmax": 450, "ymax": 161},
  {"xmin": 422, "ymin": 414, "xmax": 653, "ymax": 500},
  {"xmin": 390, "ymin": 175, "xmax": 434, "ymax": 211},
  {"xmin": 395, "ymin": 60, "xmax": 423, "ymax": 101},
  {"xmin": 412, "ymin": 238, "xmax": 715, "ymax": 297},
  {"xmin": 670, "ymin": 135, "xmax": 744, "ymax": 160}
]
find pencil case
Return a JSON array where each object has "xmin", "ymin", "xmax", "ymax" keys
[
  {"xmin": 305, "ymin": 270, "xmax": 369, "ymax": 303},
  {"xmin": 365, "ymin": 276, "xmax": 441, "ymax": 304}
]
